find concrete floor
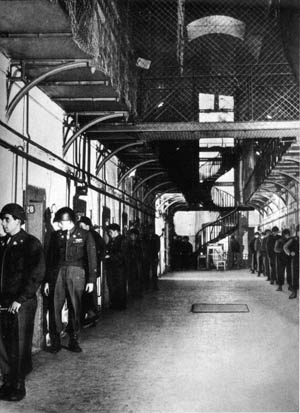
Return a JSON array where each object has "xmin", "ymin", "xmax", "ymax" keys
[{"xmin": 0, "ymin": 270, "xmax": 298, "ymax": 413}]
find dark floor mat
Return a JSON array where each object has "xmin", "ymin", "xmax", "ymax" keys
[{"xmin": 191, "ymin": 303, "xmax": 249, "ymax": 313}]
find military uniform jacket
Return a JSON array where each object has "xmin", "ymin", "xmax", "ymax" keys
[
  {"xmin": 0, "ymin": 229, "xmax": 45, "ymax": 304},
  {"xmin": 105, "ymin": 235, "xmax": 126, "ymax": 268},
  {"xmin": 45, "ymin": 226, "xmax": 97, "ymax": 284}
]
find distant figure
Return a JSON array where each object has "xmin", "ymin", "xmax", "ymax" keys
[
  {"xmin": 249, "ymin": 233, "xmax": 259, "ymax": 273},
  {"xmin": 181, "ymin": 236, "xmax": 193, "ymax": 270},
  {"xmin": 147, "ymin": 225, "xmax": 160, "ymax": 290},
  {"xmin": 261, "ymin": 229, "xmax": 272, "ymax": 280},
  {"xmin": 170, "ymin": 234, "xmax": 180, "ymax": 270},
  {"xmin": 124, "ymin": 228, "xmax": 143, "ymax": 297},
  {"xmin": 274, "ymin": 228, "xmax": 291, "ymax": 291},
  {"xmin": 283, "ymin": 224, "xmax": 299, "ymax": 299},
  {"xmin": 105, "ymin": 224, "xmax": 127, "ymax": 310},
  {"xmin": 228, "ymin": 235, "xmax": 241, "ymax": 269},
  {"xmin": 266, "ymin": 226, "xmax": 281, "ymax": 285},
  {"xmin": 254, "ymin": 232, "xmax": 263, "ymax": 276}
]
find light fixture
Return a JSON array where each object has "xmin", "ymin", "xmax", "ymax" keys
[{"xmin": 157, "ymin": 101, "xmax": 164, "ymax": 108}]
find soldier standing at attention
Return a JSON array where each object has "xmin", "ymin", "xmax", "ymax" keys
[
  {"xmin": 274, "ymin": 228, "xmax": 291, "ymax": 291},
  {"xmin": 78, "ymin": 216, "xmax": 106, "ymax": 327},
  {"xmin": 283, "ymin": 225, "xmax": 299, "ymax": 299},
  {"xmin": 0, "ymin": 203, "xmax": 45, "ymax": 402},
  {"xmin": 44, "ymin": 207, "xmax": 97, "ymax": 353},
  {"xmin": 266, "ymin": 226, "xmax": 281, "ymax": 285},
  {"xmin": 105, "ymin": 224, "xmax": 127, "ymax": 310},
  {"xmin": 147, "ymin": 225, "xmax": 160, "ymax": 290}
]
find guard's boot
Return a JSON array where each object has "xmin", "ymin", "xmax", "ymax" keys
[
  {"xmin": 68, "ymin": 335, "xmax": 82, "ymax": 353},
  {"xmin": 289, "ymin": 290, "xmax": 297, "ymax": 299},
  {"xmin": 6, "ymin": 379, "xmax": 26, "ymax": 402},
  {"xmin": 0, "ymin": 374, "xmax": 12, "ymax": 399},
  {"xmin": 46, "ymin": 334, "xmax": 61, "ymax": 353},
  {"xmin": 276, "ymin": 285, "xmax": 283, "ymax": 291}
]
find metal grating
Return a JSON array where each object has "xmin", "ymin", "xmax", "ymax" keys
[
  {"xmin": 191, "ymin": 303, "xmax": 249, "ymax": 313},
  {"xmin": 131, "ymin": 0, "xmax": 299, "ymax": 123}
]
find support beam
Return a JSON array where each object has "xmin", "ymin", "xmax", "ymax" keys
[
  {"xmin": 118, "ymin": 159, "xmax": 157, "ymax": 188},
  {"xmin": 133, "ymin": 172, "xmax": 166, "ymax": 194},
  {"xmin": 54, "ymin": 97, "xmax": 118, "ymax": 102},
  {"xmin": 96, "ymin": 141, "xmax": 144, "ymax": 174},
  {"xmin": 6, "ymin": 60, "xmax": 91, "ymax": 120},
  {"xmin": 0, "ymin": 32, "xmax": 72, "ymax": 38},
  {"xmin": 63, "ymin": 113, "xmax": 128, "ymax": 156},
  {"xmin": 87, "ymin": 120, "xmax": 300, "ymax": 140},
  {"xmin": 41, "ymin": 80, "xmax": 109, "ymax": 86}
]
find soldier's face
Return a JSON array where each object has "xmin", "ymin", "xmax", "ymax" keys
[
  {"xmin": 59, "ymin": 213, "xmax": 74, "ymax": 231},
  {"xmin": 79, "ymin": 222, "xmax": 89, "ymax": 231},
  {"xmin": 108, "ymin": 229, "xmax": 118, "ymax": 239},
  {"xmin": 1, "ymin": 214, "xmax": 21, "ymax": 236}
]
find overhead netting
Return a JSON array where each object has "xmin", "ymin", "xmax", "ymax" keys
[
  {"xmin": 62, "ymin": 0, "xmax": 137, "ymax": 113},
  {"xmin": 130, "ymin": 0, "xmax": 299, "ymax": 122}
]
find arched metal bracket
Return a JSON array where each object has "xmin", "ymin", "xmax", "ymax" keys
[
  {"xmin": 133, "ymin": 172, "xmax": 165, "ymax": 195},
  {"xmin": 165, "ymin": 200, "xmax": 188, "ymax": 213},
  {"xmin": 251, "ymin": 196, "xmax": 275, "ymax": 214},
  {"xmin": 162, "ymin": 198, "xmax": 187, "ymax": 213},
  {"xmin": 157, "ymin": 194, "xmax": 185, "ymax": 212},
  {"xmin": 247, "ymin": 201, "xmax": 267, "ymax": 216},
  {"xmin": 279, "ymin": 171, "xmax": 300, "ymax": 184},
  {"xmin": 284, "ymin": 157, "xmax": 300, "ymax": 164},
  {"xmin": 264, "ymin": 180, "xmax": 298, "ymax": 202},
  {"xmin": 253, "ymin": 198, "xmax": 273, "ymax": 214},
  {"xmin": 96, "ymin": 141, "xmax": 144, "ymax": 175},
  {"xmin": 257, "ymin": 188, "xmax": 287, "ymax": 206},
  {"xmin": 142, "ymin": 181, "xmax": 175, "ymax": 203},
  {"xmin": 118, "ymin": 159, "xmax": 157, "ymax": 188},
  {"xmin": 6, "ymin": 60, "xmax": 92, "ymax": 120},
  {"xmin": 64, "ymin": 112, "xmax": 128, "ymax": 157}
]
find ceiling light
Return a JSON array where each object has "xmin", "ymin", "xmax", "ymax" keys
[{"xmin": 157, "ymin": 101, "xmax": 164, "ymax": 108}]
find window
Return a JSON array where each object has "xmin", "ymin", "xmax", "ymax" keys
[{"xmin": 199, "ymin": 93, "xmax": 234, "ymax": 123}]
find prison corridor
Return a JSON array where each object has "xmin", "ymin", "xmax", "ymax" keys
[{"xmin": 0, "ymin": 269, "xmax": 298, "ymax": 413}]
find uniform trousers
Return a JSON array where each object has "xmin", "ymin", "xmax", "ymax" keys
[
  {"xmin": 54, "ymin": 266, "xmax": 85, "ymax": 338},
  {"xmin": 0, "ymin": 297, "xmax": 36, "ymax": 382},
  {"xmin": 276, "ymin": 255, "xmax": 287, "ymax": 286},
  {"xmin": 269, "ymin": 255, "xmax": 277, "ymax": 282},
  {"xmin": 291, "ymin": 257, "xmax": 299, "ymax": 290},
  {"xmin": 262, "ymin": 254, "xmax": 270, "ymax": 278}
]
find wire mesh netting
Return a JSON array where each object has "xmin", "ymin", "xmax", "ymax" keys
[
  {"xmin": 63, "ymin": 0, "xmax": 137, "ymax": 113},
  {"xmin": 130, "ymin": 0, "xmax": 299, "ymax": 122}
]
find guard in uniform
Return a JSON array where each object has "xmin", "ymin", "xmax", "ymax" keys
[
  {"xmin": 266, "ymin": 226, "xmax": 280, "ymax": 285},
  {"xmin": 0, "ymin": 203, "xmax": 45, "ymax": 402},
  {"xmin": 44, "ymin": 207, "xmax": 97, "ymax": 353},
  {"xmin": 146, "ymin": 225, "xmax": 160, "ymax": 290},
  {"xmin": 78, "ymin": 216, "xmax": 105, "ymax": 327},
  {"xmin": 283, "ymin": 225, "xmax": 299, "ymax": 299},
  {"xmin": 105, "ymin": 224, "xmax": 127, "ymax": 310},
  {"xmin": 274, "ymin": 228, "xmax": 290, "ymax": 291},
  {"xmin": 124, "ymin": 228, "xmax": 143, "ymax": 298}
]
